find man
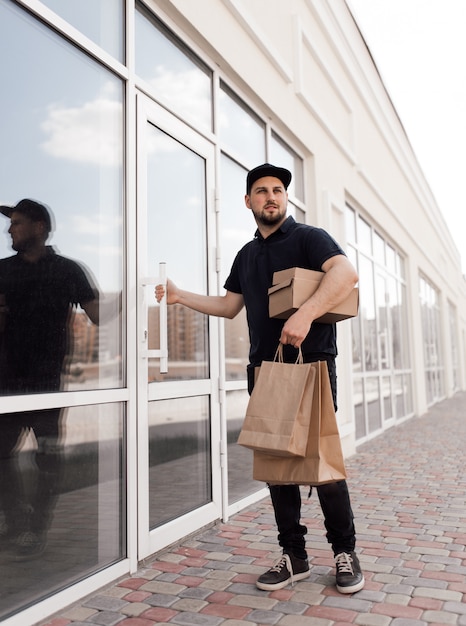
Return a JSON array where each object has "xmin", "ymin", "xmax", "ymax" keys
[
  {"xmin": 155, "ymin": 164, "xmax": 364, "ymax": 594},
  {"xmin": 0, "ymin": 199, "xmax": 102, "ymax": 558}
]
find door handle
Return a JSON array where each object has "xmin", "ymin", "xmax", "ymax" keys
[{"xmin": 141, "ymin": 262, "xmax": 168, "ymax": 373}]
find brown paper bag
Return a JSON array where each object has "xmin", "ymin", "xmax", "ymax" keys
[
  {"xmin": 253, "ymin": 360, "xmax": 347, "ymax": 485},
  {"xmin": 238, "ymin": 346, "xmax": 316, "ymax": 457}
]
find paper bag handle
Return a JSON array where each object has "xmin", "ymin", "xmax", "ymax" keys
[{"xmin": 274, "ymin": 343, "xmax": 303, "ymax": 364}]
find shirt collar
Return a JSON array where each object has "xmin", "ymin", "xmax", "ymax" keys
[{"xmin": 254, "ymin": 215, "xmax": 295, "ymax": 240}]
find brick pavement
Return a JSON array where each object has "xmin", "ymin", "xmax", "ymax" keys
[{"xmin": 40, "ymin": 392, "xmax": 466, "ymax": 626}]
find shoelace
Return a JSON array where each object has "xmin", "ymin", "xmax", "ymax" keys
[
  {"xmin": 335, "ymin": 552, "xmax": 354, "ymax": 574},
  {"xmin": 269, "ymin": 553, "xmax": 296, "ymax": 585}
]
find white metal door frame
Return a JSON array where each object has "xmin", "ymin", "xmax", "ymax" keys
[{"xmin": 136, "ymin": 94, "xmax": 222, "ymax": 559}]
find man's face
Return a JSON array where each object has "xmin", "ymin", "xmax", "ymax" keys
[
  {"xmin": 8, "ymin": 211, "xmax": 45, "ymax": 252},
  {"xmin": 245, "ymin": 176, "xmax": 288, "ymax": 227}
]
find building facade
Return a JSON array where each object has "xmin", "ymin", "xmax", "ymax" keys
[{"xmin": 1, "ymin": 0, "xmax": 465, "ymax": 623}]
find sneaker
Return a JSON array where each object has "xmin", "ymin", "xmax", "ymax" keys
[
  {"xmin": 14, "ymin": 531, "xmax": 46, "ymax": 560},
  {"xmin": 335, "ymin": 551, "xmax": 365, "ymax": 594},
  {"xmin": 256, "ymin": 553, "xmax": 310, "ymax": 591}
]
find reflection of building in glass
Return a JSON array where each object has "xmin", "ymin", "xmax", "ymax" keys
[
  {"xmin": 148, "ymin": 304, "xmax": 205, "ymax": 360},
  {"xmin": 147, "ymin": 305, "xmax": 250, "ymax": 380},
  {"xmin": 66, "ymin": 298, "xmax": 121, "ymax": 386}
]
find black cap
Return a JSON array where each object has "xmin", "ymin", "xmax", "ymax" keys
[
  {"xmin": 0, "ymin": 199, "xmax": 52, "ymax": 233},
  {"xmin": 246, "ymin": 163, "xmax": 292, "ymax": 194}
]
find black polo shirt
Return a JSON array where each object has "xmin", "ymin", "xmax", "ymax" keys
[
  {"xmin": 224, "ymin": 215, "xmax": 345, "ymax": 366},
  {"xmin": 0, "ymin": 246, "xmax": 97, "ymax": 393}
]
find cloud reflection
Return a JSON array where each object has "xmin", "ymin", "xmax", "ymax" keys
[{"xmin": 40, "ymin": 83, "xmax": 122, "ymax": 167}]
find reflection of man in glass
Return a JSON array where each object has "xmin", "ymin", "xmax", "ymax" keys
[{"xmin": 0, "ymin": 199, "xmax": 101, "ymax": 559}]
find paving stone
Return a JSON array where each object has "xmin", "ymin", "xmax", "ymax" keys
[
  {"xmin": 145, "ymin": 592, "xmax": 179, "ymax": 607},
  {"xmin": 389, "ymin": 620, "xmax": 428, "ymax": 626},
  {"xmin": 278, "ymin": 615, "xmax": 332, "ymax": 626},
  {"xmin": 227, "ymin": 594, "xmax": 277, "ymax": 610},
  {"xmin": 171, "ymin": 597, "xmax": 208, "ymax": 612},
  {"xmin": 382, "ymin": 584, "xmax": 415, "ymax": 595},
  {"xmin": 422, "ymin": 611, "xmax": 458, "ymax": 624},
  {"xmin": 354, "ymin": 615, "xmax": 392, "ymax": 626},
  {"xmin": 170, "ymin": 612, "xmax": 224, "ymax": 625},
  {"xmin": 245, "ymin": 609, "xmax": 282, "ymax": 624},
  {"xmin": 443, "ymin": 601, "xmax": 466, "ymax": 615},
  {"xmin": 412, "ymin": 587, "xmax": 463, "ymax": 601},
  {"xmin": 321, "ymin": 595, "xmax": 373, "ymax": 612},
  {"xmin": 86, "ymin": 611, "xmax": 125, "ymax": 625},
  {"xmin": 82, "ymin": 596, "xmax": 128, "ymax": 612},
  {"xmin": 120, "ymin": 602, "xmax": 151, "ymax": 616},
  {"xmin": 271, "ymin": 600, "xmax": 309, "ymax": 615}
]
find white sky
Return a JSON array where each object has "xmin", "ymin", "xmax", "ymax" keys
[{"xmin": 347, "ymin": 0, "xmax": 466, "ymax": 273}]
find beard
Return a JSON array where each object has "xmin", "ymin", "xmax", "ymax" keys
[{"xmin": 253, "ymin": 205, "xmax": 286, "ymax": 227}]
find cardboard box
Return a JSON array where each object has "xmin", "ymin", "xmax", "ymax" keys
[{"xmin": 268, "ymin": 267, "xmax": 359, "ymax": 322}]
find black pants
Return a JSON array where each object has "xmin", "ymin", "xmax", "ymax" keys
[
  {"xmin": 0, "ymin": 409, "xmax": 63, "ymax": 536},
  {"xmin": 248, "ymin": 354, "xmax": 356, "ymax": 559},
  {"xmin": 269, "ymin": 481, "xmax": 355, "ymax": 559}
]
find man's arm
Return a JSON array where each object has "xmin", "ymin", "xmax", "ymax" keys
[
  {"xmin": 155, "ymin": 279, "xmax": 244, "ymax": 320},
  {"xmin": 280, "ymin": 254, "xmax": 358, "ymax": 347},
  {"xmin": 81, "ymin": 292, "xmax": 122, "ymax": 326}
]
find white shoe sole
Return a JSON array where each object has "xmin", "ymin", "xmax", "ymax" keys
[
  {"xmin": 256, "ymin": 568, "xmax": 310, "ymax": 591},
  {"xmin": 336, "ymin": 575, "xmax": 365, "ymax": 594}
]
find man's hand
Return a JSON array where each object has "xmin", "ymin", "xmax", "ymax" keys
[
  {"xmin": 155, "ymin": 278, "xmax": 178, "ymax": 305},
  {"xmin": 279, "ymin": 309, "xmax": 312, "ymax": 348}
]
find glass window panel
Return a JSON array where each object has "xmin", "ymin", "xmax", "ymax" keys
[
  {"xmin": 346, "ymin": 244, "xmax": 357, "ymax": 268},
  {"xmin": 219, "ymin": 83, "xmax": 265, "ymax": 163},
  {"xmin": 419, "ymin": 276, "xmax": 444, "ymax": 402},
  {"xmin": 449, "ymin": 302, "xmax": 459, "ymax": 390},
  {"xmin": 366, "ymin": 377, "xmax": 381, "ymax": 433},
  {"xmin": 351, "ymin": 314, "xmax": 362, "ymax": 374},
  {"xmin": 386, "ymin": 244, "xmax": 396, "ymax": 273},
  {"xmin": 375, "ymin": 274, "xmax": 389, "ymax": 370},
  {"xmin": 357, "ymin": 216, "xmax": 372, "ymax": 254},
  {"xmin": 353, "ymin": 377, "xmax": 365, "ymax": 440},
  {"xmin": 345, "ymin": 206, "xmax": 356, "ymax": 244},
  {"xmin": 148, "ymin": 397, "xmax": 211, "ymax": 528},
  {"xmin": 220, "ymin": 155, "xmax": 251, "ymax": 380},
  {"xmin": 146, "ymin": 124, "xmax": 209, "ymax": 381},
  {"xmin": 135, "ymin": 6, "xmax": 212, "ymax": 133},
  {"xmin": 359, "ymin": 256, "xmax": 377, "ymax": 371},
  {"xmin": 270, "ymin": 132, "xmax": 304, "ymax": 201},
  {"xmin": 404, "ymin": 373, "xmax": 413, "ymax": 414},
  {"xmin": 398, "ymin": 283, "xmax": 410, "ymax": 368},
  {"xmin": 226, "ymin": 390, "xmax": 256, "ymax": 504},
  {"xmin": 394, "ymin": 373, "xmax": 409, "ymax": 418},
  {"xmin": 0, "ymin": 402, "xmax": 124, "ymax": 620},
  {"xmin": 0, "ymin": 1, "xmax": 124, "ymax": 393},
  {"xmin": 37, "ymin": 0, "xmax": 124, "ymax": 61},
  {"xmin": 373, "ymin": 231, "xmax": 385, "ymax": 265},
  {"xmin": 382, "ymin": 376, "xmax": 392, "ymax": 421}
]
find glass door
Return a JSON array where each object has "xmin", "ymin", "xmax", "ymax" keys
[{"xmin": 136, "ymin": 96, "xmax": 221, "ymax": 558}]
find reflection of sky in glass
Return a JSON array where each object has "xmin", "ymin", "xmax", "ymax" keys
[
  {"xmin": 219, "ymin": 87, "xmax": 266, "ymax": 165},
  {"xmin": 38, "ymin": 0, "xmax": 124, "ymax": 61},
  {"xmin": 219, "ymin": 155, "xmax": 253, "ymax": 281},
  {"xmin": 0, "ymin": 2, "xmax": 123, "ymax": 292},
  {"xmin": 146, "ymin": 124, "xmax": 207, "ymax": 294},
  {"xmin": 135, "ymin": 8, "xmax": 212, "ymax": 133}
]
